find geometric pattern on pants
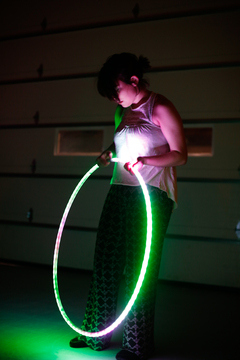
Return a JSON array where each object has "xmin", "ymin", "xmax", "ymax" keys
[{"xmin": 78, "ymin": 184, "xmax": 173, "ymax": 359}]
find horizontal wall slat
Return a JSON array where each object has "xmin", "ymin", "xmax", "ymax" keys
[
  {"xmin": 0, "ymin": 219, "xmax": 98, "ymax": 232},
  {"xmin": 1, "ymin": 224, "xmax": 240, "ymax": 287},
  {"xmin": 0, "ymin": 173, "xmax": 239, "ymax": 184},
  {"xmin": 0, "ymin": 77, "xmax": 116, "ymax": 126},
  {"xmin": 0, "ymin": 68, "xmax": 240, "ymax": 128},
  {"xmin": 1, "ymin": 0, "xmax": 239, "ymax": 40},
  {"xmin": 0, "ymin": 177, "xmax": 239, "ymax": 240},
  {"xmin": 1, "ymin": 121, "xmax": 239, "ymax": 179},
  {"xmin": 1, "ymin": 11, "xmax": 240, "ymax": 81},
  {"xmin": 159, "ymin": 238, "xmax": 240, "ymax": 287},
  {"xmin": 0, "ymin": 117, "xmax": 239, "ymax": 130},
  {"xmin": 0, "ymin": 224, "xmax": 97, "ymax": 270},
  {"xmin": 0, "ymin": 219, "xmax": 239, "ymax": 244},
  {"xmin": 0, "ymin": 177, "xmax": 110, "ymax": 228},
  {"xmin": 1, "ymin": 61, "xmax": 240, "ymax": 86}
]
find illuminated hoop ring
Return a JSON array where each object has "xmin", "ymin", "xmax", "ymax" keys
[{"xmin": 53, "ymin": 158, "xmax": 152, "ymax": 337}]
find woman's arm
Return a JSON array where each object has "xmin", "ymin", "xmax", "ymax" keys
[
  {"xmin": 125, "ymin": 95, "xmax": 187, "ymax": 174},
  {"xmin": 96, "ymin": 142, "xmax": 116, "ymax": 167}
]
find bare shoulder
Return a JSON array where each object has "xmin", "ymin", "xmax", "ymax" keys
[{"xmin": 152, "ymin": 93, "xmax": 182, "ymax": 127}]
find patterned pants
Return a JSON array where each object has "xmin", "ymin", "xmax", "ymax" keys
[{"xmin": 79, "ymin": 185, "xmax": 173, "ymax": 359}]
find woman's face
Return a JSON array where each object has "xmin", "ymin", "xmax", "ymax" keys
[{"xmin": 114, "ymin": 79, "xmax": 138, "ymax": 108}]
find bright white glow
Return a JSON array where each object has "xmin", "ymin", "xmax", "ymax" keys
[{"xmin": 53, "ymin": 159, "xmax": 152, "ymax": 337}]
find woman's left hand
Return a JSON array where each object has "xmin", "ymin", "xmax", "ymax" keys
[{"xmin": 124, "ymin": 158, "xmax": 144, "ymax": 175}]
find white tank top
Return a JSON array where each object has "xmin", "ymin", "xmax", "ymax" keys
[{"xmin": 111, "ymin": 92, "xmax": 177, "ymax": 207}]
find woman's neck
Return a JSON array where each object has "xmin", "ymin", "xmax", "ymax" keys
[{"xmin": 131, "ymin": 88, "xmax": 151, "ymax": 109}]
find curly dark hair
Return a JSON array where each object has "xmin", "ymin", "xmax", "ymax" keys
[{"xmin": 97, "ymin": 53, "xmax": 151, "ymax": 101}]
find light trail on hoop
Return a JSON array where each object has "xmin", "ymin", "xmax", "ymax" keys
[{"xmin": 53, "ymin": 158, "xmax": 152, "ymax": 337}]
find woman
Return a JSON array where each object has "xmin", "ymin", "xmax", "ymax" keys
[{"xmin": 70, "ymin": 53, "xmax": 187, "ymax": 360}]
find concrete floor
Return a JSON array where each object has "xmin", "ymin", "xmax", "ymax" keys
[{"xmin": 0, "ymin": 262, "xmax": 239, "ymax": 360}]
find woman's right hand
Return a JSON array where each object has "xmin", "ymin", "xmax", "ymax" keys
[{"xmin": 96, "ymin": 150, "xmax": 112, "ymax": 167}]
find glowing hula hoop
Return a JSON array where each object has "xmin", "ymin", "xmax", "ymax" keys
[{"xmin": 53, "ymin": 158, "xmax": 152, "ymax": 337}]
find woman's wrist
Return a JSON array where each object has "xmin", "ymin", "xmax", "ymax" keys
[{"xmin": 137, "ymin": 156, "xmax": 145, "ymax": 164}]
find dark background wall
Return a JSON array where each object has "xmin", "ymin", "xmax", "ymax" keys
[{"xmin": 0, "ymin": 0, "xmax": 240, "ymax": 287}]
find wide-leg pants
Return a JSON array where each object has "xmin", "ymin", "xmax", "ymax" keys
[{"xmin": 78, "ymin": 184, "xmax": 173, "ymax": 359}]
